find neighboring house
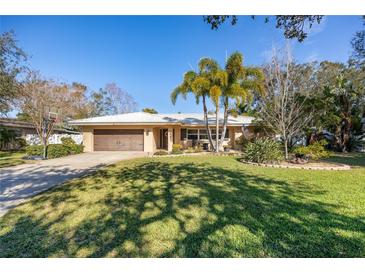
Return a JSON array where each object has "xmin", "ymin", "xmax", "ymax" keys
[
  {"xmin": 0, "ymin": 118, "xmax": 81, "ymax": 145},
  {"xmin": 69, "ymin": 112, "xmax": 255, "ymax": 153}
]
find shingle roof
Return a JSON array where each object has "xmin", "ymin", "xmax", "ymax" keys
[{"xmin": 68, "ymin": 112, "xmax": 254, "ymax": 126}]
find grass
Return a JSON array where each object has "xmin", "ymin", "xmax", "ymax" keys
[
  {"xmin": 0, "ymin": 154, "xmax": 364, "ymax": 257},
  {"xmin": 325, "ymin": 152, "xmax": 365, "ymax": 168},
  {"xmin": 0, "ymin": 151, "xmax": 27, "ymax": 168}
]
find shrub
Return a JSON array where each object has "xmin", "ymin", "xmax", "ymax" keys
[
  {"xmin": 61, "ymin": 137, "xmax": 83, "ymax": 155},
  {"xmin": 16, "ymin": 138, "xmax": 27, "ymax": 150},
  {"xmin": 47, "ymin": 144, "xmax": 70, "ymax": 159},
  {"xmin": 194, "ymin": 145, "xmax": 203, "ymax": 153},
  {"xmin": 0, "ymin": 127, "xmax": 21, "ymax": 150},
  {"xmin": 235, "ymin": 135, "xmax": 254, "ymax": 151},
  {"xmin": 348, "ymin": 135, "xmax": 365, "ymax": 152},
  {"xmin": 26, "ymin": 144, "xmax": 69, "ymax": 159},
  {"xmin": 172, "ymin": 144, "xmax": 183, "ymax": 154},
  {"xmin": 26, "ymin": 141, "xmax": 83, "ymax": 159},
  {"xmin": 61, "ymin": 137, "xmax": 76, "ymax": 146},
  {"xmin": 293, "ymin": 140, "xmax": 330, "ymax": 161},
  {"xmin": 70, "ymin": 144, "xmax": 84, "ymax": 154},
  {"xmin": 26, "ymin": 145, "xmax": 43, "ymax": 156},
  {"xmin": 154, "ymin": 150, "xmax": 168, "ymax": 156},
  {"xmin": 243, "ymin": 137, "xmax": 283, "ymax": 163}
]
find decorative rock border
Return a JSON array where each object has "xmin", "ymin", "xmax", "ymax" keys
[
  {"xmin": 151, "ymin": 151, "xmax": 243, "ymax": 157},
  {"xmin": 151, "ymin": 152, "xmax": 209, "ymax": 157},
  {"xmin": 240, "ymin": 160, "xmax": 351, "ymax": 170}
]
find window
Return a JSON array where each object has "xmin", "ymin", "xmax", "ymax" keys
[
  {"xmin": 187, "ymin": 129, "xmax": 198, "ymax": 140},
  {"xmin": 181, "ymin": 128, "xmax": 229, "ymax": 140},
  {"xmin": 211, "ymin": 129, "xmax": 229, "ymax": 139},
  {"xmin": 180, "ymin": 128, "xmax": 187, "ymax": 140},
  {"xmin": 199, "ymin": 129, "xmax": 208, "ymax": 140}
]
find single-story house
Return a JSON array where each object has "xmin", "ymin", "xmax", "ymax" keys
[
  {"xmin": 0, "ymin": 118, "xmax": 81, "ymax": 149},
  {"xmin": 0, "ymin": 118, "xmax": 79, "ymax": 137},
  {"xmin": 69, "ymin": 112, "xmax": 256, "ymax": 153}
]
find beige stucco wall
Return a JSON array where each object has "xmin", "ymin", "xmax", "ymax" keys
[
  {"xmin": 231, "ymin": 125, "xmax": 256, "ymax": 150},
  {"xmin": 82, "ymin": 127, "xmax": 94, "ymax": 152},
  {"xmin": 173, "ymin": 126, "xmax": 181, "ymax": 145},
  {"xmin": 80, "ymin": 124, "xmax": 252, "ymax": 153},
  {"xmin": 233, "ymin": 126, "xmax": 243, "ymax": 149},
  {"xmin": 143, "ymin": 128, "xmax": 155, "ymax": 153},
  {"xmin": 167, "ymin": 128, "xmax": 173, "ymax": 151},
  {"xmin": 153, "ymin": 128, "xmax": 160, "ymax": 151}
]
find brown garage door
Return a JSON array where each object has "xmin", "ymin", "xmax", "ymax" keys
[{"xmin": 94, "ymin": 129, "xmax": 144, "ymax": 151}]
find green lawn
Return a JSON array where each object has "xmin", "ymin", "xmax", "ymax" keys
[
  {"xmin": 0, "ymin": 151, "xmax": 27, "ymax": 168},
  {"xmin": 0, "ymin": 155, "xmax": 364, "ymax": 257},
  {"xmin": 325, "ymin": 152, "xmax": 365, "ymax": 168}
]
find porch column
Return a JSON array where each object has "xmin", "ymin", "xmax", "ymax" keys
[
  {"xmin": 167, "ymin": 127, "xmax": 173, "ymax": 152},
  {"xmin": 174, "ymin": 126, "xmax": 181, "ymax": 145}
]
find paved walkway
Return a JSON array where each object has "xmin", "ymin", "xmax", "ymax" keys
[{"xmin": 0, "ymin": 152, "xmax": 147, "ymax": 217}]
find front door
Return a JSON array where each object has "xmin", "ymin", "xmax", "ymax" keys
[{"xmin": 160, "ymin": 129, "xmax": 168, "ymax": 150}]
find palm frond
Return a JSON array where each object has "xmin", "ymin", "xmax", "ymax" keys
[
  {"xmin": 226, "ymin": 52, "xmax": 245, "ymax": 81},
  {"xmin": 170, "ymin": 71, "xmax": 197, "ymax": 104},
  {"xmin": 170, "ymin": 86, "xmax": 183, "ymax": 105},
  {"xmin": 229, "ymin": 83, "xmax": 248, "ymax": 98},
  {"xmin": 209, "ymin": 85, "xmax": 222, "ymax": 106},
  {"xmin": 191, "ymin": 76, "xmax": 211, "ymax": 96},
  {"xmin": 214, "ymin": 70, "xmax": 228, "ymax": 87},
  {"xmin": 198, "ymin": 58, "xmax": 219, "ymax": 75}
]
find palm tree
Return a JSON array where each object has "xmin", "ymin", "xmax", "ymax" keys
[
  {"xmin": 209, "ymin": 69, "xmax": 227, "ymax": 152},
  {"xmin": 171, "ymin": 58, "xmax": 219, "ymax": 150},
  {"xmin": 218, "ymin": 52, "xmax": 265, "ymax": 150},
  {"xmin": 172, "ymin": 52, "xmax": 264, "ymax": 153}
]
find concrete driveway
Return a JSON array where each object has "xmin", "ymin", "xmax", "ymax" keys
[{"xmin": 0, "ymin": 151, "xmax": 147, "ymax": 217}]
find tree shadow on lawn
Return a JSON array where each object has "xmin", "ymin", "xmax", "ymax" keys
[
  {"xmin": 0, "ymin": 160, "xmax": 364, "ymax": 257},
  {"xmin": 324, "ymin": 153, "xmax": 365, "ymax": 168}
]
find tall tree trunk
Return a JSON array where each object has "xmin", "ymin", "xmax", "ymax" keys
[
  {"xmin": 202, "ymin": 94, "xmax": 215, "ymax": 151},
  {"xmin": 284, "ymin": 138, "xmax": 289, "ymax": 160},
  {"xmin": 42, "ymin": 123, "xmax": 48, "ymax": 159},
  {"xmin": 42, "ymin": 142, "xmax": 48, "ymax": 159},
  {"xmin": 334, "ymin": 125, "xmax": 343, "ymax": 152},
  {"xmin": 219, "ymin": 97, "xmax": 229, "ymax": 151},
  {"xmin": 215, "ymin": 104, "xmax": 219, "ymax": 153},
  {"xmin": 342, "ymin": 117, "xmax": 352, "ymax": 152}
]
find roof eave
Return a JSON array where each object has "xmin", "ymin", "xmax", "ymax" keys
[
  {"xmin": 69, "ymin": 122, "xmax": 251, "ymax": 127},
  {"xmin": 68, "ymin": 122, "xmax": 182, "ymax": 126}
]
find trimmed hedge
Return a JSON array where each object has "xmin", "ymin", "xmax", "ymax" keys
[
  {"xmin": 48, "ymin": 144, "xmax": 71, "ymax": 158},
  {"xmin": 26, "ymin": 139, "xmax": 83, "ymax": 159}
]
